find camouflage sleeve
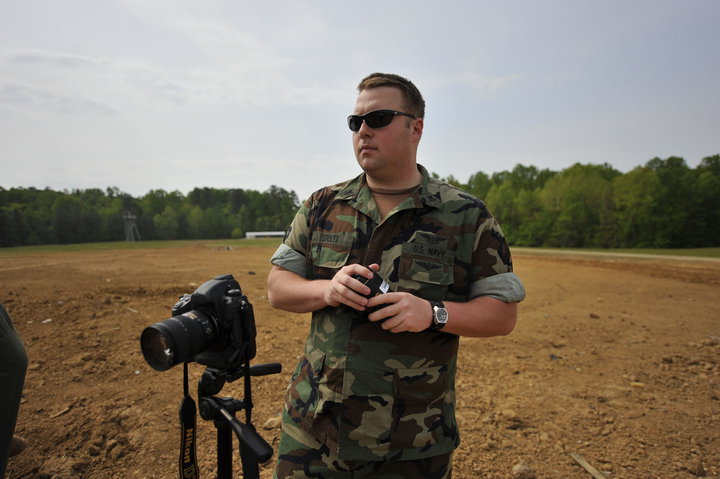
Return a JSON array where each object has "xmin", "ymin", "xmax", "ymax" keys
[
  {"xmin": 469, "ymin": 210, "xmax": 525, "ymax": 302},
  {"xmin": 269, "ymin": 198, "xmax": 313, "ymax": 277},
  {"xmin": 471, "ymin": 215, "xmax": 513, "ymax": 277},
  {"xmin": 283, "ymin": 200, "xmax": 312, "ymax": 257}
]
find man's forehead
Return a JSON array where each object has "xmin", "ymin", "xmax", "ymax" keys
[{"xmin": 353, "ymin": 86, "xmax": 404, "ymax": 113}]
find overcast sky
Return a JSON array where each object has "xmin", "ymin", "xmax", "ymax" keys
[{"xmin": 1, "ymin": 1, "xmax": 718, "ymax": 202}]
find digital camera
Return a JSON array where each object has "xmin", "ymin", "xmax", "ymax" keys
[{"xmin": 140, "ymin": 274, "xmax": 256, "ymax": 372}]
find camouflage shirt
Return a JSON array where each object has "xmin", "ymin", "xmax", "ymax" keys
[{"xmin": 271, "ymin": 165, "xmax": 524, "ymax": 461}]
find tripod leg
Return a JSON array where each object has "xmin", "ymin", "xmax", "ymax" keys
[
  {"xmin": 240, "ymin": 447, "xmax": 261, "ymax": 479},
  {"xmin": 215, "ymin": 419, "xmax": 233, "ymax": 479}
]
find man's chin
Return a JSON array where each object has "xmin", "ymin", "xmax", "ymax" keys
[{"xmin": 357, "ymin": 156, "xmax": 381, "ymax": 173}]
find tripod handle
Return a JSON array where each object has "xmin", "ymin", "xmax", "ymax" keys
[
  {"xmin": 249, "ymin": 362, "xmax": 282, "ymax": 376},
  {"xmin": 220, "ymin": 409, "xmax": 274, "ymax": 463}
]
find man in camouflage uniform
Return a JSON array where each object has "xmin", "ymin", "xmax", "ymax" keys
[{"xmin": 268, "ymin": 73, "xmax": 525, "ymax": 478}]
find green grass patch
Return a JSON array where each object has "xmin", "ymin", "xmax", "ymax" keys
[
  {"xmin": 0, "ymin": 238, "xmax": 284, "ymax": 256},
  {"xmin": 512, "ymin": 246, "xmax": 720, "ymax": 259},
  {"xmin": 591, "ymin": 247, "xmax": 720, "ymax": 258}
]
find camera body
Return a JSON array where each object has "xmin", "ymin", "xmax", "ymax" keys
[{"xmin": 141, "ymin": 274, "xmax": 256, "ymax": 372}]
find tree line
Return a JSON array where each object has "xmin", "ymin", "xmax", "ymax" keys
[
  {"xmin": 1, "ymin": 155, "xmax": 718, "ymax": 248},
  {"xmin": 440, "ymin": 154, "xmax": 719, "ymax": 248},
  {"xmin": 0, "ymin": 185, "xmax": 298, "ymax": 247}
]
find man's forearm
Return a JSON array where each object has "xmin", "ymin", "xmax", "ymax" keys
[
  {"xmin": 267, "ymin": 265, "xmax": 330, "ymax": 313},
  {"xmin": 442, "ymin": 296, "xmax": 517, "ymax": 337}
]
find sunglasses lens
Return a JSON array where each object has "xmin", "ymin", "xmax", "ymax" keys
[
  {"xmin": 365, "ymin": 110, "xmax": 393, "ymax": 128},
  {"xmin": 348, "ymin": 115, "xmax": 362, "ymax": 132}
]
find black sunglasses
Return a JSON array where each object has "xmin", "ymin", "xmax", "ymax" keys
[{"xmin": 347, "ymin": 109, "xmax": 416, "ymax": 132}]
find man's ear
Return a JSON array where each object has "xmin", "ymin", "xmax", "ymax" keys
[{"xmin": 412, "ymin": 117, "xmax": 424, "ymax": 142}]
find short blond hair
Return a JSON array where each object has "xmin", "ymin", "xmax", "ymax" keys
[{"xmin": 357, "ymin": 73, "xmax": 425, "ymax": 119}]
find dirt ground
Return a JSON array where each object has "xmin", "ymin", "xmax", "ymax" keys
[{"xmin": 1, "ymin": 244, "xmax": 719, "ymax": 479}]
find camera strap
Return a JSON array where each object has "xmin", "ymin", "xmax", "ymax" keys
[{"xmin": 179, "ymin": 362, "xmax": 200, "ymax": 479}]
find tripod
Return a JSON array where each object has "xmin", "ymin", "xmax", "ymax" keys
[{"xmin": 198, "ymin": 362, "xmax": 282, "ymax": 479}]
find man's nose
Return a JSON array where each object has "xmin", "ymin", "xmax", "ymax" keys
[{"xmin": 357, "ymin": 118, "xmax": 373, "ymax": 136}]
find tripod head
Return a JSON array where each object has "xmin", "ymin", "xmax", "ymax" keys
[{"xmin": 196, "ymin": 362, "xmax": 282, "ymax": 478}]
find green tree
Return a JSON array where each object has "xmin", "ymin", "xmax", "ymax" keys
[
  {"xmin": 153, "ymin": 206, "xmax": 180, "ymax": 240},
  {"xmin": 96, "ymin": 195, "xmax": 125, "ymax": 242},
  {"xmin": 0, "ymin": 204, "xmax": 28, "ymax": 246},
  {"xmin": 262, "ymin": 185, "xmax": 298, "ymax": 231},
  {"xmin": 512, "ymin": 188, "xmax": 550, "ymax": 246},
  {"xmin": 611, "ymin": 167, "xmax": 665, "ymax": 247},
  {"xmin": 643, "ymin": 157, "xmax": 693, "ymax": 247},
  {"xmin": 484, "ymin": 164, "xmax": 558, "ymax": 245},
  {"xmin": 687, "ymin": 154, "xmax": 720, "ymax": 246},
  {"xmin": 465, "ymin": 171, "xmax": 492, "ymax": 200},
  {"xmin": 539, "ymin": 163, "xmax": 617, "ymax": 247},
  {"xmin": 52, "ymin": 196, "xmax": 100, "ymax": 244},
  {"xmin": 189, "ymin": 187, "xmax": 228, "ymax": 210},
  {"xmin": 229, "ymin": 189, "xmax": 249, "ymax": 214}
]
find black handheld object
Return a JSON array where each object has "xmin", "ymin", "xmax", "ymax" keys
[
  {"xmin": 352, "ymin": 270, "xmax": 390, "ymax": 298},
  {"xmin": 352, "ymin": 269, "xmax": 393, "ymax": 314}
]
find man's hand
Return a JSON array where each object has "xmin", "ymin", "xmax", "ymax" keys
[
  {"xmin": 367, "ymin": 293, "xmax": 518, "ymax": 337},
  {"xmin": 366, "ymin": 292, "xmax": 432, "ymax": 333},
  {"xmin": 322, "ymin": 263, "xmax": 380, "ymax": 311}
]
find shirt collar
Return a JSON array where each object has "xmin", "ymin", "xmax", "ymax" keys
[{"xmin": 337, "ymin": 164, "xmax": 443, "ymax": 209}]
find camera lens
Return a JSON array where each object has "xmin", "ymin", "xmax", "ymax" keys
[{"xmin": 140, "ymin": 310, "xmax": 217, "ymax": 371}]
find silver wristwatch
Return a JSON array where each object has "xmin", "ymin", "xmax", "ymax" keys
[{"xmin": 429, "ymin": 300, "xmax": 448, "ymax": 331}]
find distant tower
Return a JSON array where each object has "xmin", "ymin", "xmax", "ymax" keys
[{"xmin": 123, "ymin": 212, "xmax": 141, "ymax": 242}]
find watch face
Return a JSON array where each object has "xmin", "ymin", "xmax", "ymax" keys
[{"xmin": 434, "ymin": 307, "xmax": 448, "ymax": 324}]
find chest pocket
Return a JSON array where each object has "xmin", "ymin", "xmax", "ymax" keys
[
  {"xmin": 309, "ymin": 231, "xmax": 355, "ymax": 271},
  {"xmin": 398, "ymin": 231, "xmax": 454, "ymax": 298}
]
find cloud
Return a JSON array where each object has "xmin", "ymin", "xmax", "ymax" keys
[
  {"xmin": 0, "ymin": 43, "xmax": 343, "ymax": 120},
  {"xmin": 0, "ymin": 50, "xmax": 119, "ymax": 115},
  {"xmin": 0, "ymin": 83, "xmax": 117, "ymax": 115},
  {"xmin": 9, "ymin": 49, "xmax": 105, "ymax": 69},
  {"xmin": 0, "ymin": 48, "xmax": 140, "ymax": 115}
]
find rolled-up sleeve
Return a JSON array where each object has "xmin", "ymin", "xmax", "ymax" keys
[
  {"xmin": 270, "ymin": 243, "xmax": 307, "ymax": 278},
  {"xmin": 469, "ymin": 272, "xmax": 526, "ymax": 302}
]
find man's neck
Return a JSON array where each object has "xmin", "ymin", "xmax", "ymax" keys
[
  {"xmin": 365, "ymin": 166, "xmax": 422, "ymax": 220},
  {"xmin": 365, "ymin": 165, "xmax": 422, "ymax": 192}
]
